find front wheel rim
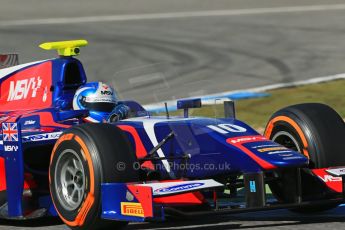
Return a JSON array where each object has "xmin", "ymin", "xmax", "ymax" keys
[
  {"xmin": 54, "ymin": 149, "xmax": 86, "ymax": 211},
  {"xmin": 272, "ymin": 131, "xmax": 302, "ymax": 153}
]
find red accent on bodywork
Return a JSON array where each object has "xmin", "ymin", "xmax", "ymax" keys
[
  {"xmin": 127, "ymin": 184, "xmax": 153, "ymax": 217},
  {"xmin": 0, "ymin": 62, "xmax": 53, "ymax": 112},
  {"xmin": 312, "ymin": 168, "xmax": 342, "ymax": 193},
  {"xmin": 23, "ymin": 111, "xmax": 70, "ymax": 128},
  {"xmin": 226, "ymin": 135, "xmax": 276, "ymax": 170},
  {"xmin": 36, "ymin": 112, "xmax": 70, "ymax": 128},
  {"xmin": 153, "ymin": 179, "xmax": 206, "ymax": 206},
  {"xmin": 0, "ymin": 158, "xmax": 6, "ymax": 191},
  {"xmin": 0, "ymin": 158, "xmax": 36, "ymax": 191},
  {"xmin": 117, "ymin": 125, "xmax": 154, "ymax": 170},
  {"xmin": 154, "ymin": 191, "xmax": 206, "ymax": 206},
  {"xmin": 4, "ymin": 111, "xmax": 70, "ymax": 129},
  {"xmin": 40, "ymin": 127, "xmax": 57, "ymax": 132}
]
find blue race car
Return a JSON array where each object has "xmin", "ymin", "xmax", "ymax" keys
[{"xmin": 0, "ymin": 40, "xmax": 345, "ymax": 230}]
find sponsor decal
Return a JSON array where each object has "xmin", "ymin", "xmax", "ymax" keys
[
  {"xmin": 101, "ymin": 90, "xmax": 113, "ymax": 95},
  {"xmin": 7, "ymin": 76, "xmax": 42, "ymax": 101},
  {"xmin": 2, "ymin": 123, "xmax": 18, "ymax": 142},
  {"xmin": 22, "ymin": 132, "xmax": 62, "ymax": 142},
  {"xmin": 267, "ymin": 150, "xmax": 292, "ymax": 155},
  {"xmin": 338, "ymin": 169, "xmax": 345, "ymax": 173},
  {"xmin": 85, "ymin": 97, "xmax": 115, "ymax": 103},
  {"xmin": 4, "ymin": 145, "xmax": 19, "ymax": 152},
  {"xmin": 282, "ymin": 156, "xmax": 304, "ymax": 160},
  {"xmin": 312, "ymin": 169, "xmax": 342, "ymax": 192},
  {"xmin": 326, "ymin": 168, "xmax": 345, "ymax": 176},
  {"xmin": 154, "ymin": 182, "xmax": 204, "ymax": 194},
  {"xmin": 318, "ymin": 175, "xmax": 342, "ymax": 183},
  {"xmin": 229, "ymin": 136, "xmax": 267, "ymax": 144},
  {"xmin": 120, "ymin": 202, "xmax": 144, "ymax": 217},
  {"xmin": 257, "ymin": 146, "xmax": 287, "ymax": 153},
  {"xmin": 0, "ymin": 62, "xmax": 52, "ymax": 110},
  {"xmin": 251, "ymin": 144, "xmax": 278, "ymax": 149},
  {"xmin": 277, "ymin": 153, "xmax": 293, "ymax": 157},
  {"xmin": 24, "ymin": 120, "xmax": 36, "ymax": 126}
]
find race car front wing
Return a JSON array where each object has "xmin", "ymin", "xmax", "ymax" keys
[
  {"xmin": 100, "ymin": 169, "xmax": 345, "ymax": 222},
  {"xmin": 101, "ymin": 179, "xmax": 223, "ymax": 222}
]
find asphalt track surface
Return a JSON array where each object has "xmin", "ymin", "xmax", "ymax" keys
[
  {"xmin": 1, "ymin": 206, "xmax": 345, "ymax": 230},
  {"xmin": 2, "ymin": 0, "xmax": 345, "ymax": 104},
  {"xmin": 2, "ymin": 0, "xmax": 345, "ymax": 229}
]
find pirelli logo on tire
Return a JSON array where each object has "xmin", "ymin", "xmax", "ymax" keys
[{"xmin": 120, "ymin": 202, "xmax": 144, "ymax": 217}]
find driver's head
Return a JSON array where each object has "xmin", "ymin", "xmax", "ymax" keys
[{"xmin": 73, "ymin": 82, "xmax": 118, "ymax": 122}]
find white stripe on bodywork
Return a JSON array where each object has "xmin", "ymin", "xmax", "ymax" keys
[
  {"xmin": 0, "ymin": 60, "xmax": 48, "ymax": 79},
  {"xmin": 143, "ymin": 120, "xmax": 175, "ymax": 178},
  {"xmin": 137, "ymin": 117, "xmax": 196, "ymax": 179}
]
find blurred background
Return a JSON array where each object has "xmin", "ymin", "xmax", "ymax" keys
[{"xmin": 1, "ymin": 0, "xmax": 345, "ymax": 128}]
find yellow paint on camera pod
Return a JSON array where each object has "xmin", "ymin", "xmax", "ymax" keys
[{"xmin": 39, "ymin": 40, "xmax": 88, "ymax": 56}]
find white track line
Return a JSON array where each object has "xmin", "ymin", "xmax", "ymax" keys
[
  {"xmin": 213, "ymin": 73, "xmax": 345, "ymax": 95},
  {"xmin": 2, "ymin": 4, "xmax": 345, "ymax": 27},
  {"xmin": 144, "ymin": 73, "xmax": 345, "ymax": 110}
]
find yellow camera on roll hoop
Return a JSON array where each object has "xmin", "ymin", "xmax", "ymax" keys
[{"xmin": 39, "ymin": 40, "xmax": 88, "ymax": 57}]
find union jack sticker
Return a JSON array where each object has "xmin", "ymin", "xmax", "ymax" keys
[{"xmin": 2, "ymin": 123, "xmax": 18, "ymax": 142}]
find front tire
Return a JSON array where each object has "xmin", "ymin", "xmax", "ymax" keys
[
  {"xmin": 264, "ymin": 103, "xmax": 345, "ymax": 212},
  {"xmin": 49, "ymin": 123, "xmax": 139, "ymax": 230}
]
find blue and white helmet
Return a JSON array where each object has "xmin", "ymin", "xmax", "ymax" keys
[{"xmin": 73, "ymin": 82, "xmax": 118, "ymax": 122}]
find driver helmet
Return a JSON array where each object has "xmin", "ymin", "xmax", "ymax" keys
[{"xmin": 73, "ymin": 82, "xmax": 118, "ymax": 122}]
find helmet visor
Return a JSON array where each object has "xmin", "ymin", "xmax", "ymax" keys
[{"xmin": 83, "ymin": 102, "xmax": 115, "ymax": 112}]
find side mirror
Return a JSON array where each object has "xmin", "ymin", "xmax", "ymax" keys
[{"xmin": 177, "ymin": 98, "xmax": 202, "ymax": 118}]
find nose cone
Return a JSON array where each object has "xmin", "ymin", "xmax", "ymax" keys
[{"xmin": 226, "ymin": 136, "xmax": 309, "ymax": 170}]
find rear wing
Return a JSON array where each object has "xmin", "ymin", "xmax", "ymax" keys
[{"xmin": 0, "ymin": 54, "xmax": 19, "ymax": 69}]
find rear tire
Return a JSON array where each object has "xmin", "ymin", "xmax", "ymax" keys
[
  {"xmin": 49, "ymin": 123, "xmax": 139, "ymax": 230},
  {"xmin": 264, "ymin": 103, "xmax": 345, "ymax": 212}
]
